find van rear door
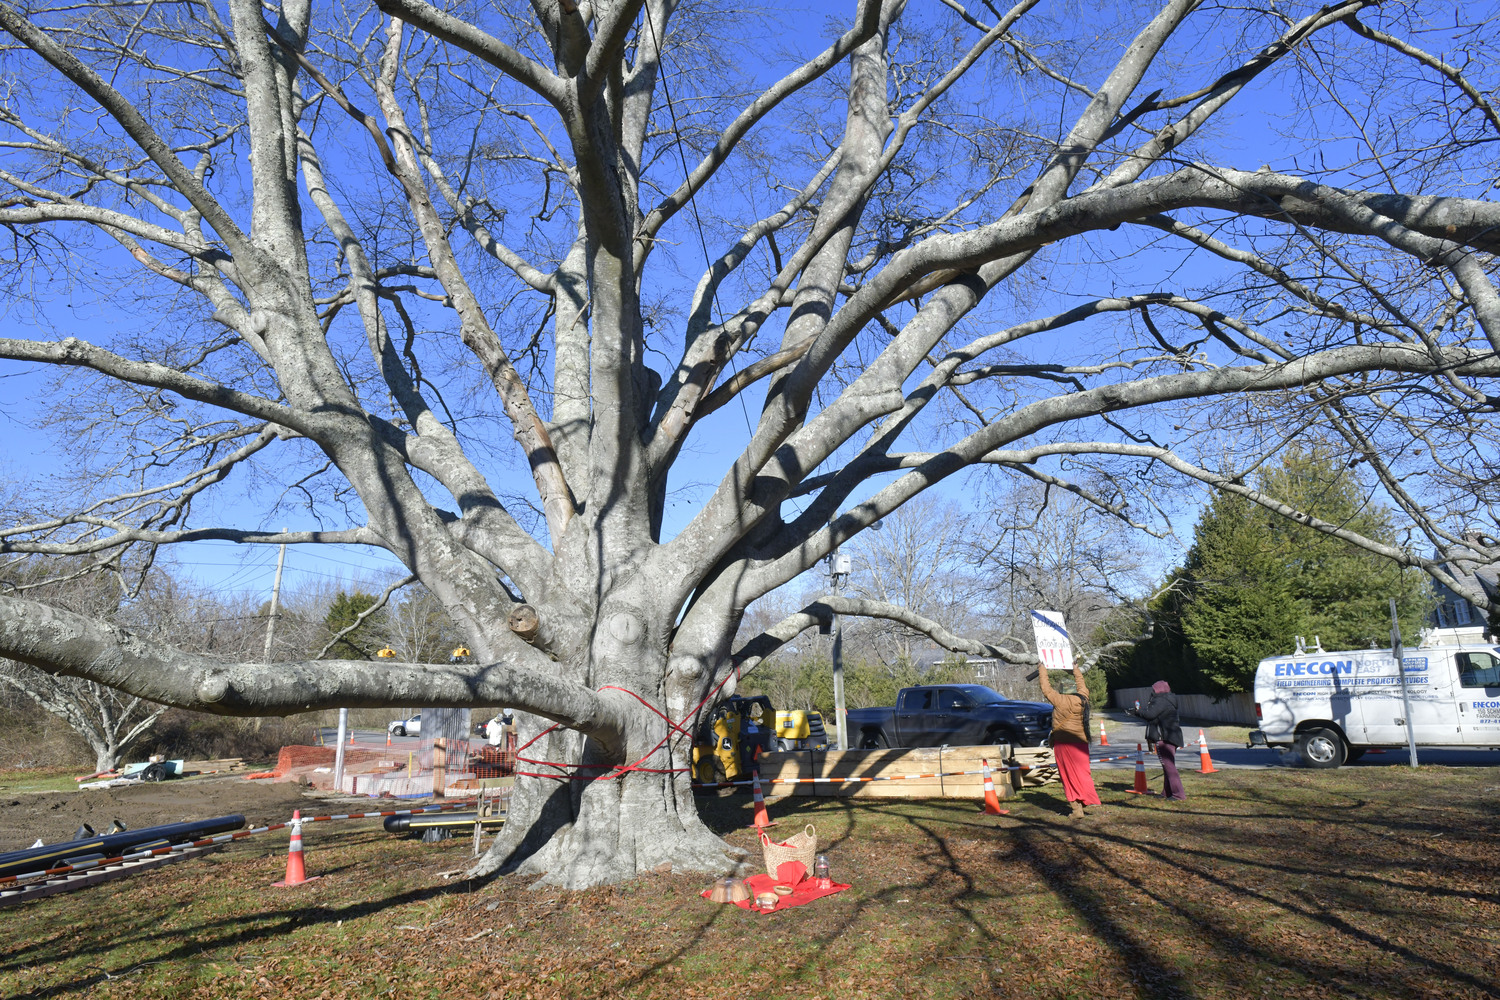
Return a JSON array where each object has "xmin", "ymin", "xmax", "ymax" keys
[
  {"xmin": 1357, "ymin": 653, "xmax": 1460, "ymax": 745},
  {"xmin": 1455, "ymin": 649, "xmax": 1500, "ymax": 745}
]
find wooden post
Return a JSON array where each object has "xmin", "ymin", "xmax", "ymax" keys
[
  {"xmin": 433, "ymin": 738, "xmax": 447, "ymax": 798},
  {"xmin": 472, "ymin": 788, "xmax": 485, "ymax": 857}
]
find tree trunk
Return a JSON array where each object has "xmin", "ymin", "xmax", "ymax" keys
[
  {"xmin": 90, "ymin": 736, "xmax": 120, "ymax": 774},
  {"xmin": 472, "ymin": 646, "xmax": 747, "ymax": 889},
  {"xmin": 478, "ymin": 757, "xmax": 745, "ymax": 889}
]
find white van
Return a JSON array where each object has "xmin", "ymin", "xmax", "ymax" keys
[{"xmin": 1248, "ymin": 643, "xmax": 1500, "ymax": 766}]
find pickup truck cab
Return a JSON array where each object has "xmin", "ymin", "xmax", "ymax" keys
[
  {"xmin": 1250, "ymin": 643, "xmax": 1500, "ymax": 766},
  {"xmin": 846, "ymin": 684, "xmax": 1053, "ymax": 749}
]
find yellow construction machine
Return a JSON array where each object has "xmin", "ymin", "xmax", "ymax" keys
[
  {"xmin": 692, "ymin": 696, "xmax": 829, "ymax": 784},
  {"xmin": 771, "ymin": 708, "xmax": 830, "ymax": 753}
]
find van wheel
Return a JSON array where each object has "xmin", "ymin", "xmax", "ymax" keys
[{"xmin": 1296, "ymin": 728, "xmax": 1346, "ymax": 768}]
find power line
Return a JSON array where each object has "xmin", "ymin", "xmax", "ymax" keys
[{"xmin": 644, "ymin": 11, "xmax": 756, "ymax": 436}]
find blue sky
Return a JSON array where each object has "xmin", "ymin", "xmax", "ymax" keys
[{"xmin": 1, "ymin": 1, "xmax": 1478, "ymax": 605}]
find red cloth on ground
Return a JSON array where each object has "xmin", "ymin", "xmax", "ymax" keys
[
  {"xmin": 700, "ymin": 862, "xmax": 850, "ymax": 912},
  {"xmin": 1053, "ymin": 739, "xmax": 1101, "ymax": 805}
]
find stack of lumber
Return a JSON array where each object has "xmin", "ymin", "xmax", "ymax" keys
[
  {"xmin": 1010, "ymin": 746, "xmax": 1057, "ymax": 788},
  {"xmin": 754, "ymin": 745, "xmax": 1013, "ymax": 800},
  {"xmin": 180, "ymin": 757, "xmax": 246, "ymax": 775},
  {"xmin": 0, "ymin": 844, "xmax": 225, "ymax": 908}
]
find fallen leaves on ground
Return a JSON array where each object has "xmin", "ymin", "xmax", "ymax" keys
[{"xmin": 2, "ymin": 766, "xmax": 1497, "ymax": 999}]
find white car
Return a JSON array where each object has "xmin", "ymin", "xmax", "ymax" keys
[{"xmin": 387, "ymin": 714, "xmax": 422, "ymax": 737}]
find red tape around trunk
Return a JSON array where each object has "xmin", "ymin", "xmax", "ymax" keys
[{"xmin": 510, "ymin": 667, "xmax": 742, "ymax": 782}]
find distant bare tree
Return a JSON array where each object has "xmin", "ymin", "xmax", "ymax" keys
[
  {"xmin": 846, "ymin": 497, "xmax": 984, "ymax": 665},
  {"xmin": 382, "ymin": 585, "xmax": 466, "ymax": 663},
  {"xmin": 0, "ymin": 667, "xmax": 167, "ymax": 773},
  {"xmin": 0, "ymin": 560, "xmax": 169, "ymax": 770},
  {"xmin": 976, "ymin": 481, "xmax": 1155, "ymax": 659}
]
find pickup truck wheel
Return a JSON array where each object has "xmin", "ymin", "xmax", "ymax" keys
[
  {"xmin": 983, "ymin": 727, "xmax": 1015, "ymax": 748},
  {"xmin": 1295, "ymin": 728, "xmax": 1346, "ymax": 769},
  {"xmin": 858, "ymin": 732, "xmax": 888, "ymax": 750}
]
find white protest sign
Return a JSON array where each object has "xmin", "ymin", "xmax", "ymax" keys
[{"xmin": 1030, "ymin": 610, "xmax": 1074, "ymax": 671}]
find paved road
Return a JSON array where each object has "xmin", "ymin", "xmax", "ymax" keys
[
  {"xmin": 319, "ymin": 717, "xmax": 1500, "ymax": 771},
  {"xmin": 1091, "ymin": 710, "xmax": 1500, "ymax": 770},
  {"xmin": 317, "ymin": 727, "xmax": 428, "ymax": 749}
]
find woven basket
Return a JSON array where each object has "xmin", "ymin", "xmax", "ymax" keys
[{"xmin": 760, "ymin": 823, "xmax": 817, "ymax": 879}]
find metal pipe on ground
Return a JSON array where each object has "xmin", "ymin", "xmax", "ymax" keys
[
  {"xmin": 0, "ymin": 815, "xmax": 246, "ymax": 879},
  {"xmin": 382, "ymin": 812, "xmax": 504, "ymax": 834}
]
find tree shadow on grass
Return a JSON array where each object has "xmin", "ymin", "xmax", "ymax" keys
[
  {"xmin": 694, "ymin": 777, "xmax": 1499, "ymax": 999},
  {"xmin": 641, "ymin": 793, "xmax": 1209, "ymax": 998},
  {"xmin": 0, "ymin": 831, "xmax": 502, "ymax": 998},
  {"xmin": 1006, "ymin": 782, "xmax": 1500, "ymax": 999},
  {"xmin": 5, "ymin": 877, "xmax": 478, "ymax": 999},
  {"xmin": 13, "ymin": 778, "xmax": 1498, "ymax": 1000}
]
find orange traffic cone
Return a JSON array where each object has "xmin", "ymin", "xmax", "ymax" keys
[
  {"xmin": 272, "ymin": 810, "xmax": 320, "ymax": 887},
  {"xmin": 348, "ymin": 729, "xmax": 356, "ymax": 747},
  {"xmin": 1098, "ymin": 718, "xmax": 1109, "ymax": 746},
  {"xmin": 1128, "ymin": 743, "xmax": 1150, "ymax": 795},
  {"xmin": 750, "ymin": 767, "xmax": 776, "ymax": 830},
  {"xmin": 979, "ymin": 758, "xmax": 1009, "ymax": 816},
  {"xmin": 386, "ymin": 729, "xmax": 392, "ymax": 748},
  {"xmin": 1197, "ymin": 729, "xmax": 1218, "ymax": 774}
]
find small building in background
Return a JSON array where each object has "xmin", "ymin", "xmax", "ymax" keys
[{"xmin": 1424, "ymin": 548, "xmax": 1500, "ymax": 645}]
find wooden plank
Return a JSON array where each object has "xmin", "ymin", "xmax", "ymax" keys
[
  {"xmin": 1011, "ymin": 746, "xmax": 1057, "ymax": 787},
  {"xmin": 756, "ymin": 745, "xmax": 1013, "ymax": 800},
  {"xmin": 0, "ymin": 844, "xmax": 226, "ymax": 908}
]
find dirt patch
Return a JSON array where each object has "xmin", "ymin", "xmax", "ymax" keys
[{"xmin": 0, "ymin": 777, "xmax": 314, "ymax": 849}]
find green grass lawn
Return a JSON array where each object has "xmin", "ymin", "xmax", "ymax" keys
[
  {"xmin": 1200, "ymin": 723, "xmax": 1254, "ymax": 743},
  {"xmin": 0, "ymin": 765, "xmax": 85, "ymax": 795},
  {"xmin": 3, "ymin": 766, "xmax": 1497, "ymax": 999}
]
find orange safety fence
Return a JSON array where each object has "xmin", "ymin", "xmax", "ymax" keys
[{"xmin": 246, "ymin": 730, "xmax": 517, "ymax": 795}]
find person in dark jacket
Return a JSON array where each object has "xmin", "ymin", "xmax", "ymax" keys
[{"xmin": 1132, "ymin": 681, "xmax": 1186, "ymax": 800}]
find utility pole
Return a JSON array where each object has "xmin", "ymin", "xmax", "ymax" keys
[
  {"xmin": 333, "ymin": 707, "xmax": 349, "ymax": 791},
  {"xmin": 820, "ymin": 519, "xmax": 880, "ymax": 751},
  {"xmin": 255, "ymin": 531, "xmax": 288, "ymax": 733},
  {"xmin": 261, "ymin": 531, "xmax": 288, "ymax": 664},
  {"xmin": 829, "ymin": 549, "xmax": 852, "ymax": 751},
  {"xmin": 1390, "ymin": 598, "xmax": 1420, "ymax": 769}
]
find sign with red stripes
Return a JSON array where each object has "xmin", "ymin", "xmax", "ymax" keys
[{"xmin": 1031, "ymin": 610, "xmax": 1074, "ymax": 670}]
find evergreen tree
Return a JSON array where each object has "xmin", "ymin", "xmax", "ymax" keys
[
  {"xmin": 1258, "ymin": 448, "xmax": 1429, "ymax": 651},
  {"xmin": 1111, "ymin": 447, "xmax": 1432, "ymax": 696},
  {"xmin": 322, "ymin": 591, "xmax": 383, "ymax": 660},
  {"xmin": 1178, "ymin": 492, "xmax": 1302, "ymax": 692}
]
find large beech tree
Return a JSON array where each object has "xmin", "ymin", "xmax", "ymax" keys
[{"xmin": 1, "ymin": 0, "xmax": 1498, "ymax": 886}]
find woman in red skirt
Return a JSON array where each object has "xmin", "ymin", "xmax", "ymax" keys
[{"xmin": 1036, "ymin": 661, "xmax": 1101, "ymax": 818}]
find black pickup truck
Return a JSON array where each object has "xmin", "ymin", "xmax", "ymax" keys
[{"xmin": 845, "ymin": 684, "xmax": 1054, "ymax": 749}]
